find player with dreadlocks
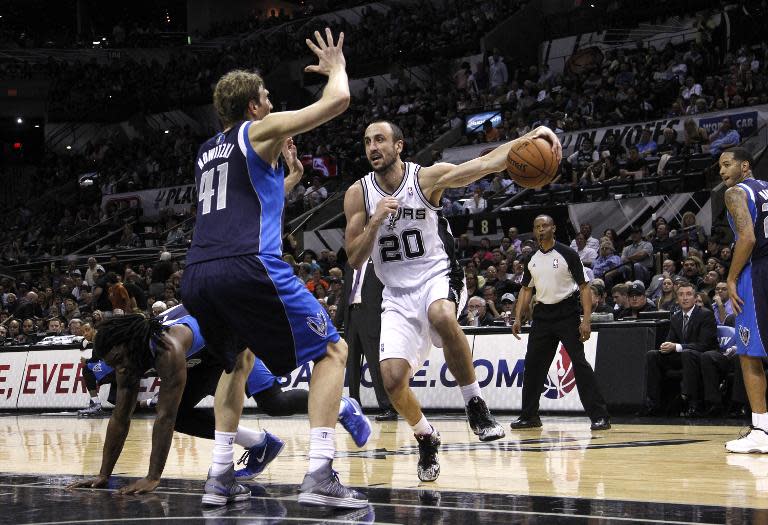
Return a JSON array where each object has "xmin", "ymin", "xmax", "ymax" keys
[{"xmin": 67, "ymin": 305, "xmax": 371, "ymax": 495}]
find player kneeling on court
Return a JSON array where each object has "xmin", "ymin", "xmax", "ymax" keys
[{"xmin": 67, "ymin": 306, "xmax": 371, "ymax": 494}]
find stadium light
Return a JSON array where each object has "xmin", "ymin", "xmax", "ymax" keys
[
  {"xmin": 16, "ymin": 117, "xmax": 22, "ymax": 124},
  {"xmin": 66, "ymin": 145, "xmax": 72, "ymax": 150},
  {"xmin": 164, "ymin": 130, "xmax": 169, "ymax": 134},
  {"xmin": 34, "ymin": 124, "xmax": 40, "ymax": 128}
]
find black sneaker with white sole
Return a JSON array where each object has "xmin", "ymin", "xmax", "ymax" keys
[
  {"xmin": 298, "ymin": 463, "xmax": 368, "ymax": 509},
  {"xmin": 416, "ymin": 428, "xmax": 441, "ymax": 482},
  {"xmin": 465, "ymin": 396, "xmax": 505, "ymax": 441}
]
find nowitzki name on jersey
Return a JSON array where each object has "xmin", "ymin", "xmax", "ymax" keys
[{"xmin": 197, "ymin": 143, "xmax": 235, "ymax": 170}]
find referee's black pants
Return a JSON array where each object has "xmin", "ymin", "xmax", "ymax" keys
[
  {"xmin": 346, "ymin": 306, "xmax": 391, "ymax": 411},
  {"xmin": 521, "ymin": 306, "xmax": 609, "ymax": 420}
]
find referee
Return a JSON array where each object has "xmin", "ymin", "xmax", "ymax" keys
[{"xmin": 510, "ymin": 215, "xmax": 610, "ymax": 431}]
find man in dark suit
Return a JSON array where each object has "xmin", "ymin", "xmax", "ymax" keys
[
  {"xmin": 337, "ymin": 260, "xmax": 395, "ymax": 421},
  {"xmin": 643, "ymin": 280, "xmax": 718, "ymax": 416}
]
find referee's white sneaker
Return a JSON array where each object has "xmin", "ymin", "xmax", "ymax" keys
[
  {"xmin": 726, "ymin": 426, "xmax": 768, "ymax": 454},
  {"xmin": 466, "ymin": 397, "xmax": 505, "ymax": 442}
]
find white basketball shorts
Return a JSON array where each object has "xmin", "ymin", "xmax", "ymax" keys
[{"xmin": 378, "ymin": 273, "xmax": 466, "ymax": 373}]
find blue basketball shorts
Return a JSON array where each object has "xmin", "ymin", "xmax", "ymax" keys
[
  {"xmin": 181, "ymin": 254, "xmax": 339, "ymax": 374},
  {"xmin": 734, "ymin": 261, "xmax": 768, "ymax": 358}
]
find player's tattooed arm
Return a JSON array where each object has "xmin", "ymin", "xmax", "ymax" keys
[
  {"xmin": 724, "ymin": 185, "xmax": 756, "ymax": 312},
  {"xmin": 724, "ymin": 186, "xmax": 755, "ymax": 235}
]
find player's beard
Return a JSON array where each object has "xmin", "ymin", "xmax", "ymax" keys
[{"xmin": 372, "ymin": 154, "xmax": 397, "ymax": 175}]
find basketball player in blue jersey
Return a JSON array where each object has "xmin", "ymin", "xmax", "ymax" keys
[
  {"xmin": 180, "ymin": 28, "xmax": 366, "ymax": 508},
  {"xmin": 719, "ymin": 148, "xmax": 768, "ymax": 453},
  {"xmin": 344, "ymin": 120, "xmax": 560, "ymax": 480},
  {"xmin": 67, "ymin": 306, "xmax": 371, "ymax": 495}
]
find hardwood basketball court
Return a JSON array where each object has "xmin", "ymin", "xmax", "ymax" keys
[{"xmin": 0, "ymin": 412, "xmax": 766, "ymax": 523}]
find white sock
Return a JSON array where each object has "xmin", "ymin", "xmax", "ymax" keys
[
  {"xmin": 211, "ymin": 431, "xmax": 236, "ymax": 475},
  {"xmin": 308, "ymin": 427, "xmax": 335, "ymax": 472},
  {"xmin": 411, "ymin": 414, "xmax": 432, "ymax": 436},
  {"xmin": 753, "ymin": 412, "xmax": 768, "ymax": 431},
  {"xmin": 234, "ymin": 426, "xmax": 266, "ymax": 449},
  {"xmin": 91, "ymin": 396, "xmax": 100, "ymax": 405},
  {"xmin": 460, "ymin": 382, "xmax": 482, "ymax": 405}
]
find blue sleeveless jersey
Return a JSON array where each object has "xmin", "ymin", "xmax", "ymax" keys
[
  {"xmin": 186, "ymin": 121, "xmax": 285, "ymax": 265},
  {"xmin": 727, "ymin": 178, "xmax": 768, "ymax": 263},
  {"xmin": 727, "ymin": 177, "xmax": 768, "ymax": 358}
]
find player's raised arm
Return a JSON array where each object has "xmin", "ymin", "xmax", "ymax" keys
[
  {"xmin": 724, "ymin": 185, "xmax": 756, "ymax": 314},
  {"xmin": 419, "ymin": 127, "xmax": 561, "ymax": 193},
  {"xmin": 249, "ymin": 28, "xmax": 350, "ymax": 147},
  {"xmin": 344, "ymin": 181, "xmax": 398, "ymax": 269}
]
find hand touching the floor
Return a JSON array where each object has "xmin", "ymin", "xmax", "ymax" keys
[
  {"xmin": 115, "ymin": 476, "xmax": 161, "ymax": 495},
  {"xmin": 67, "ymin": 474, "xmax": 109, "ymax": 489}
]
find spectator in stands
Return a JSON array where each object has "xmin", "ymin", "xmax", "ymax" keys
[
  {"xmin": 592, "ymin": 242, "xmax": 622, "ymax": 284},
  {"xmin": 643, "ymin": 281, "xmax": 718, "ymax": 417},
  {"xmin": 63, "ymin": 297, "xmax": 81, "ymax": 322},
  {"xmin": 166, "ymin": 221, "xmax": 187, "ymax": 246},
  {"xmin": 712, "ymin": 281, "xmax": 733, "ymax": 325},
  {"xmin": 590, "ymin": 281, "xmax": 612, "ymax": 315},
  {"xmin": 19, "ymin": 318, "xmax": 39, "ymax": 344},
  {"xmin": 117, "ymin": 224, "xmax": 140, "ymax": 248},
  {"xmin": 652, "ymin": 222, "xmax": 683, "ymax": 262},
  {"xmin": 150, "ymin": 251, "xmax": 174, "ymax": 299},
  {"xmin": 599, "ymin": 132, "xmax": 627, "ymax": 160},
  {"xmin": 482, "ymin": 285, "xmax": 501, "ymax": 319},
  {"xmin": 84, "ymin": 257, "xmax": 105, "ymax": 288},
  {"xmin": 573, "ymin": 233, "xmax": 598, "ymax": 267},
  {"xmin": 0, "ymin": 325, "xmax": 7, "ymax": 344},
  {"xmin": 481, "ymin": 120, "xmax": 500, "ymax": 143},
  {"xmin": 151, "ymin": 301, "xmax": 167, "ymax": 316},
  {"xmin": 617, "ymin": 282, "xmax": 656, "ymax": 319},
  {"xmin": 488, "ymin": 51, "xmax": 508, "ymax": 90},
  {"xmin": 682, "ymin": 118, "xmax": 709, "ymax": 155},
  {"xmin": 619, "ymin": 146, "xmax": 649, "ymax": 179},
  {"xmin": 648, "ymin": 258, "xmax": 677, "ymax": 300},
  {"xmin": 566, "ymin": 139, "xmax": 599, "ymax": 184},
  {"xmin": 459, "ymin": 296, "xmax": 495, "ymax": 327},
  {"xmin": 507, "ymin": 227, "xmax": 522, "ymax": 253},
  {"xmin": 611, "ymin": 283, "xmax": 630, "ymax": 314},
  {"xmin": 14, "ymin": 292, "xmax": 43, "ymax": 320},
  {"xmin": 123, "ymin": 270, "xmax": 146, "ymax": 312},
  {"xmin": 636, "ymin": 129, "xmax": 658, "ymax": 158},
  {"xmin": 7, "ymin": 320, "xmax": 20, "ymax": 342},
  {"xmin": 708, "ymin": 117, "xmax": 740, "ymax": 156},
  {"xmin": 679, "ymin": 256, "xmax": 703, "ymax": 288},
  {"xmin": 304, "ymin": 176, "xmax": 328, "ymax": 209},
  {"xmin": 680, "ymin": 211, "xmax": 707, "ymax": 251},
  {"xmin": 463, "ymin": 187, "xmax": 487, "ymax": 214},
  {"xmin": 570, "ymin": 223, "xmax": 600, "ymax": 252},
  {"xmin": 306, "ymin": 268, "xmax": 329, "ymax": 294},
  {"xmin": 68, "ymin": 318, "xmax": 83, "ymax": 336},
  {"xmin": 46, "ymin": 317, "xmax": 64, "ymax": 336},
  {"xmin": 621, "ymin": 226, "xmax": 654, "ymax": 284},
  {"xmin": 656, "ymin": 278, "xmax": 678, "ymax": 311}
]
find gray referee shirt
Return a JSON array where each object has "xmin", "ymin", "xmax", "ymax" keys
[{"xmin": 522, "ymin": 242, "xmax": 589, "ymax": 304}]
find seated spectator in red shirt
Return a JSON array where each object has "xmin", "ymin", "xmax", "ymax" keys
[{"xmin": 306, "ymin": 268, "xmax": 329, "ymax": 293}]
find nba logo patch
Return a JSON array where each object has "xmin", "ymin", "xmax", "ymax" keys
[
  {"xmin": 380, "ymin": 343, "xmax": 385, "ymax": 354},
  {"xmin": 215, "ymin": 132, "xmax": 225, "ymax": 145},
  {"xmin": 553, "ymin": 258, "xmax": 559, "ymax": 268},
  {"xmin": 306, "ymin": 311, "xmax": 328, "ymax": 338},
  {"xmin": 739, "ymin": 325, "xmax": 751, "ymax": 346},
  {"xmin": 408, "ymin": 186, "xmax": 413, "ymax": 196}
]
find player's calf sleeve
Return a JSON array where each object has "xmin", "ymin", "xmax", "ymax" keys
[{"xmin": 254, "ymin": 388, "xmax": 309, "ymax": 417}]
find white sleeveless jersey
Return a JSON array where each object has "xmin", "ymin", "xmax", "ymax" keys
[{"xmin": 360, "ymin": 162, "xmax": 462, "ymax": 290}]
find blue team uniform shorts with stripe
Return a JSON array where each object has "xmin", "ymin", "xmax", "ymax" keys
[
  {"xmin": 181, "ymin": 253, "xmax": 339, "ymax": 374},
  {"xmin": 735, "ymin": 260, "xmax": 768, "ymax": 358}
]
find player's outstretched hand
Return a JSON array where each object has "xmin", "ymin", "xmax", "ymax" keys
[
  {"xmin": 526, "ymin": 126, "xmax": 562, "ymax": 166},
  {"xmin": 304, "ymin": 28, "xmax": 346, "ymax": 76},
  {"xmin": 67, "ymin": 474, "xmax": 109, "ymax": 489},
  {"xmin": 115, "ymin": 477, "xmax": 160, "ymax": 495},
  {"xmin": 281, "ymin": 137, "xmax": 303, "ymax": 177}
]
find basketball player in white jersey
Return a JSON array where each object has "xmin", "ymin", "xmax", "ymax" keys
[{"xmin": 344, "ymin": 120, "xmax": 561, "ymax": 481}]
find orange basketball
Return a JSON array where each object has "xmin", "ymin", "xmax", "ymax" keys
[{"xmin": 505, "ymin": 136, "xmax": 561, "ymax": 188}]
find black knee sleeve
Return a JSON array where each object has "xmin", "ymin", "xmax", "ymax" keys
[{"xmin": 253, "ymin": 384, "xmax": 309, "ymax": 417}]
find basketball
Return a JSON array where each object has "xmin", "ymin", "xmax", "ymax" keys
[{"xmin": 506, "ymin": 136, "xmax": 561, "ymax": 188}]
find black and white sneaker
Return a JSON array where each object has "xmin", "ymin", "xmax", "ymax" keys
[
  {"xmin": 298, "ymin": 463, "xmax": 368, "ymax": 509},
  {"xmin": 416, "ymin": 428, "xmax": 441, "ymax": 482},
  {"xmin": 465, "ymin": 396, "xmax": 505, "ymax": 441}
]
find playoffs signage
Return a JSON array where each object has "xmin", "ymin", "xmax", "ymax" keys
[{"xmin": 102, "ymin": 183, "xmax": 197, "ymax": 220}]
